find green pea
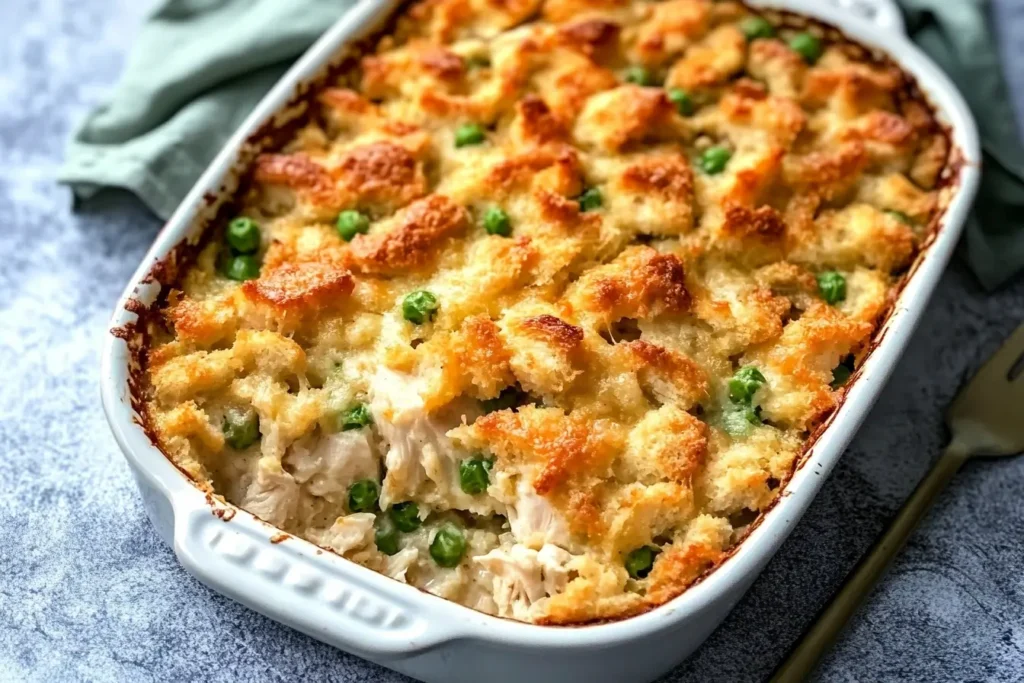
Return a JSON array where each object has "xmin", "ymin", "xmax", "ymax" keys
[
  {"xmin": 402, "ymin": 290, "xmax": 440, "ymax": 324},
  {"xmin": 624, "ymin": 545, "xmax": 660, "ymax": 580},
  {"xmin": 429, "ymin": 523, "xmax": 467, "ymax": 568},
  {"xmin": 226, "ymin": 217, "xmax": 261, "ymax": 254},
  {"xmin": 459, "ymin": 457, "xmax": 493, "ymax": 495},
  {"xmin": 729, "ymin": 366, "xmax": 767, "ymax": 404},
  {"xmin": 336, "ymin": 210, "xmax": 370, "ymax": 241},
  {"xmin": 455, "ymin": 123, "xmax": 486, "ymax": 148},
  {"xmin": 223, "ymin": 409, "xmax": 260, "ymax": 450},
  {"xmin": 465, "ymin": 54, "xmax": 491, "ymax": 69},
  {"xmin": 667, "ymin": 87, "xmax": 695, "ymax": 116},
  {"xmin": 699, "ymin": 146, "xmax": 732, "ymax": 175},
  {"xmin": 338, "ymin": 403, "xmax": 372, "ymax": 431},
  {"xmin": 831, "ymin": 357, "xmax": 854, "ymax": 389},
  {"xmin": 481, "ymin": 387, "xmax": 521, "ymax": 413},
  {"xmin": 885, "ymin": 209, "xmax": 913, "ymax": 224},
  {"xmin": 816, "ymin": 271, "xmax": 847, "ymax": 305},
  {"xmin": 740, "ymin": 16, "xmax": 775, "ymax": 41},
  {"xmin": 789, "ymin": 32, "xmax": 822, "ymax": 64},
  {"xmin": 389, "ymin": 501, "xmax": 422, "ymax": 532},
  {"xmin": 348, "ymin": 479, "xmax": 380, "ymax": 513},
  {"xmin": 375, "ymin": 516, "xmax": 400, "ymax": 556},
  {"xmin": 722, "ymin": 403, "xmax": 762, "ymax": 437},
  {"xmin": 577, "ymin": 187, "xmax": 602, "ymax": 212},
  {"xmin": 624, "ymin": 65, "xmax": 656, "ymax": 86},
  {"xmin": 221, "ymin": 254, "xmax": 260, "ymax": 281},
  {"xmin": 483, "ymin": 206, "xmax": 511, "ymax": 236}
]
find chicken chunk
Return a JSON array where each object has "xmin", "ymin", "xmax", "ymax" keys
[
  {"xmin": 474, "ymin": 544, "xmax": 577, "ymax": 621},
  {"xmin": 284, "ymin": 430, "xmax": 380, "ymax": 504},
  {"xmin": 240, "ymin": 457, "xmax": 301, "ymax": 529}
]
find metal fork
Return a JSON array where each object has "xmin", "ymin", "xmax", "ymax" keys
[{"xmin": 772, "ymin": 323, "xmax": 1024, "ymax": 682}]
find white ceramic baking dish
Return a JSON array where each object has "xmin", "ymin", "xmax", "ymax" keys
[{"xmin": 100, "ymin": 1, "xmax": 981, "ymax": 681}]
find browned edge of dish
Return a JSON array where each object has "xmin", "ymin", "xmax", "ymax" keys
[{"xmin": 110, "ymin": 0, "xmax": 964, "ymax": 628}]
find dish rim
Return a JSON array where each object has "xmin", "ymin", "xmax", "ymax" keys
[{"xmin": 100, "ymin": 0, "xmax": 982, "ymax": 655}]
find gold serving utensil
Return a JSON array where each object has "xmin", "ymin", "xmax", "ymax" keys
[{"xmin": 772, "ymin": 323, "xmax": 1024, "ymax": 682}]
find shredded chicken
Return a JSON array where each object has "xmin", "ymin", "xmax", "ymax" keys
[
  {"xmin": 369, "ymin": 367, "xmax": 495, "ymax": 512},
  {"xmin": 474, "ymin": 544, "xmax": 576, "ymax": 620},
  {"xmin": 239, "ymin": 457, "xmax": 301, "ymax": 529},
  {"xmin": 318, "ymin": 513, "xmax": 376, "ymax": 555},
  {"xmin": 383, "ymin": 547, "xmax": 420, "ymax": 582},
  {"xmin": 284, "ymin": 430, "xmax": 379, "ymax": 503},
  {"xmin": 506, "ymin": 479, "xmax": 571, "ymax": 548}
]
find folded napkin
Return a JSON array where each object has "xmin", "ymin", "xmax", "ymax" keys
[
  {"xmin": 58, "ymin": 0, "xmax": 354, "ymax": 220},
  {"xmin": 58, "ymin": 0, "xmax": 1024, "ymax": 289},
  {"xmin": 901, "ymin": 0, "xmax": 1024, "ymax": 288}
]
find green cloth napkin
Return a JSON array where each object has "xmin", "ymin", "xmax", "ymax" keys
[
  {"xmin": 58, "ymin": 0, "xmax": 354, "ymax": 220},
  {"xmin": 58, "ymin": 0, "xmax": 1024, "ymax": 289},
  {"xmin": 901, "ymin": 0, "xmax": 1024, "ymax": 288}
]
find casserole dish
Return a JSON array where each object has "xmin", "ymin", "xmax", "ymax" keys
[{"xmin": 101, "ymin": 0, "xmax": 980, "ymax": 681}]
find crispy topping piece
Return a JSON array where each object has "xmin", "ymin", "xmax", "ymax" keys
[
  {"xmin": 348, "ymin": 194, "xmax": 469, "ymax": 274},
  {"xmin": 569, "ymin": 247, "xmax": 690, "ymax": 322},
  {"xmin": 336, "ymin": 141, "xmax": 427, "ymax": 211},
  {"xmin": 242, "ymin": 262, "xmax": 355, "ymax": 315}
]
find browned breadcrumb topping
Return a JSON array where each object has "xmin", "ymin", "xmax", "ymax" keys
[{"xmin": 142, "ymin": 0, "xmax": 953, "ymax": 625}]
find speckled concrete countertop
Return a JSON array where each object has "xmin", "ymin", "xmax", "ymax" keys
[{"xmin": 2, "ymin": 1, "xmax": 1024, "ymax": 681}]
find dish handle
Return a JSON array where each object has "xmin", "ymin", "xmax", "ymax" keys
[{"xmin": 172, "ymin": 498, "xmax": 460, "ymax": 659}]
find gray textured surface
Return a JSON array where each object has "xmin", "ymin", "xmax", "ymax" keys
[{"xmin": 2, "ymin": 1, "xmax": 1023, "ymax": 681}]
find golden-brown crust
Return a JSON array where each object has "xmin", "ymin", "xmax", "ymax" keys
[
  {"xmin": 665, "ymin": 24, "xmax": 745, "ymax": 89},
  {"xmin": 624, "ymin": 404, "xmax": 708, "ymax": 483},
  {"xmin": 501, "ymin": 306, "xmax": 585, "ymax": 395},
  {"xmin": 469, "ymin": 405, "xmax": 620, "ymax": 498},
  {"xmin": 254, "ymin": 153, "xmax": 340, "ymax": 210},
  {"xmin": 336, "ymin": 141, "xmax": 428, "ymax": 211},
  {"xmin": 542, "ymin": 0, "xmax": 628, "ymax": 23},
  {"xmin": 721, "ymin": 203, "xmax": 786, "ymax": 242},
  {"xmin": 557, "ymin": 18, "xmax": 622, "ymax": 58},
  {"xmin": 241, "ymin": 262, "xmax": 355, "ymax": 315},
  {"xmin": 645, "ymin": 515, "xmax": 730, "ymax": 604},
  {"xmin": 719, "ymin": 88, "xmax": 807, "ymax": 148},
  {"xmin": 747, "ymin": 39, "xmax": 806, "ymax": 97},
  {"xmin": 623, "ymin": 339, "xmax": 709, "ymax": 409},
  {"xmin": 165, "ymin": 294, "xmax": 238, "ymax": 348},
  {"xmin": 783, "ymin": 140, "xmax": 867, "ymax": 200},
  {"xmin": 485, "ymin": 146, "xmax": 583, "ymax": 197},
  {"xmin": 420, "ymin": 46, "xmax": 467, "ymax": 80},
  {"xmin": 607, "ymin": 151, "xmax": 696, "ymax": 235},
  {"xmin": 802, "ymin": 58, "xmax": 901, "ymax": 115},
  {"xmin": 620, "ymin": 153, "xmax": 693, "ymax": 201},
  {"xmin": 510, "ymin": 95, "xmax": 570, "ymax": 146},
  {"xmin": 544, "ymin": 59, "xmax": 621, "ymax": 121},
  {"xmin": 455, "ymin": 315, "xmax": 516, "ymax": 397},
  {"xmin": 348, "ymin": 194, "xmax": 469, "ymax": 274},
  {"xmin": 534, "ymin": 188, "xmax": 601, "ymax": 233},
  {"xmin": 654, "ymin": 411, "xmax": 707, "ymax": 481},
  {"xmin": 853, "ymin": 110, "xmax": 915, "ymax": 146},
  {"xmin": 520, "ymin": 314, "xmax": 585, "ymax": 351},
  {"xmin": 569, "ymin": 247, "xmax": 690, "ymax": 322},
  {"xmin": 633, "ymin": 0, "xmax": 710, "ymax": 65},
  {"xmin": 575, "ymin": 85, "xmax": 677, "ymax": 151},
  {"xmin": 318, "ymin": 87, "xmax": 376, "ymax": 115}
]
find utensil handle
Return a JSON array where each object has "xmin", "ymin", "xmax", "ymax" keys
[{"xmin": 770, "ymin": 439, "xmax": 971, "ymax": 682}]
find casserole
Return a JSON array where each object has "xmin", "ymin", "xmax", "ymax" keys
[{"xmin": 101, "ymin": 0, "xmax": 980, "ymax": 680}]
